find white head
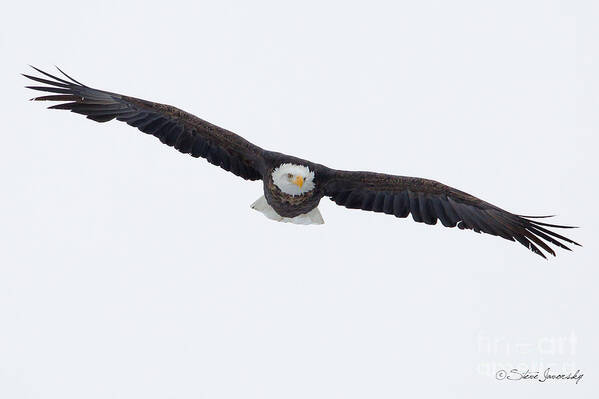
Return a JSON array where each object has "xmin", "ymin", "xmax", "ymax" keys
[{"xmin": 272, "ymin": 163, "xmax": 315, "ymax": 196}]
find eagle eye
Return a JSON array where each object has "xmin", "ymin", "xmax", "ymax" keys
[{"xmin": 287, "ymin": 173, "xmax": 293, "ymax": 178}]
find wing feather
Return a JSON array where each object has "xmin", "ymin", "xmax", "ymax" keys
[
  {"xmin": 323, "ymin": 170, "xmax": 579, "ymax": 258},
  {"xmin": 25, "ymin": 66, "xmax": 264, "ymax": 181}
]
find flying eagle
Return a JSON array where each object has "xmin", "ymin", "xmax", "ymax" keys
[{"xmin": 24, "ymin": 66, "xmax": 580, "ymax": 258}]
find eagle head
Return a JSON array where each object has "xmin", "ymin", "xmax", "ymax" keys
[{"xmin": 272, "ymin": 163, "xmax": 315, "ymax": 196}]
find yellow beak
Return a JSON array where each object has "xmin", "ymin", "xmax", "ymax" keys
[{"xmin": 293, "ymin": 176, "xmax": 304, "ymax": 188}]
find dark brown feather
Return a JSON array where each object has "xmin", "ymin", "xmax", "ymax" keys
[
  {"xmin": 322, "ymin": 170, "xmax": 579, "ymax": 258},
  {"xmin": 25, "ymin": 66, "xmax": 265, "ymax": 181}
]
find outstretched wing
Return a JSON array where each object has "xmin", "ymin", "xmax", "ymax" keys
[
  {"xmin": 323, "ymin": 170, "xmax": 580, "ymax": 258},
  {"xmin": 24, "ymin": 66, "xmax": 265, "ymax": 181}
]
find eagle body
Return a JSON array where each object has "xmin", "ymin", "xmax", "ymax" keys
[
  {"xmin": 261, "ymin": 153, "xmax": 326, "ymax": 219},
  {"xmin": 263, "ymin": 174, "xmax": 322, "ymax": 218},
  {"xmin": 24, "ymin": 67, "xmax": 580, "ymax": 258}
]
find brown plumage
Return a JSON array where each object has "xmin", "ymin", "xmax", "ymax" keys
[{"xmin": 24, "ymin": 66, "xmax": 580, "ymax": 258}]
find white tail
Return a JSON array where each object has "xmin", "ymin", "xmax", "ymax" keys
[{"xmin": 250, "ymin": 196, "xmax": 324, "ymax": 225}]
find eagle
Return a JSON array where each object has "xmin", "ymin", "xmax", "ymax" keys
[{"xmin": 24, "ymin": 66, "xmax": 580, "ymax": 258}]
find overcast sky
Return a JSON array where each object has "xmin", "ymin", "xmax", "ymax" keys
[{"xmin": 1, "ymin": 1, "xmax": 598, "ymax": 398}]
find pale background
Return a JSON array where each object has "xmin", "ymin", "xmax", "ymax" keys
[{"xmin": 1, "ymin": 1, "xmax": 597, "ymax": 398}]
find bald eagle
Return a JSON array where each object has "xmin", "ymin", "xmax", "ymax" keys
[{"xmin": 24, "ymin": 66, "xmax": 580, "ymax": 258}]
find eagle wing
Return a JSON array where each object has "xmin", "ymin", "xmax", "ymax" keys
[
  {"xmin": 322, "ymin": 170, "xmax": 579, "ymax": 258},
  {"xmin": 24, "ymin": 66, "xmax": 265, "ymax": 180}
]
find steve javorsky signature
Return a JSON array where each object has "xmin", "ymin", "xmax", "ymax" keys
[{"xmin": 496, "ymin": 368, "xmax": 583, "ymax": 384}]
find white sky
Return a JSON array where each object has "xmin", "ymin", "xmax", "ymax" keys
[{"xmin": 1, "ymin": 1, "xmax": 598, "ymax": 398}]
